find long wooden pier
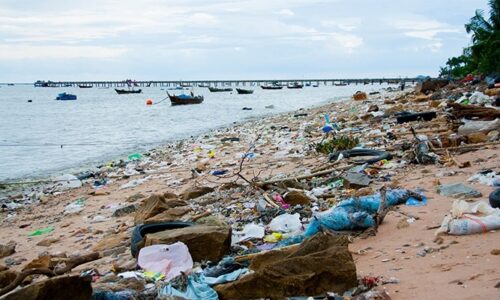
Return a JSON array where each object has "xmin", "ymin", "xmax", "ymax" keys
[{"xmin": 33, "ymin": 78, "xmax": 421, "ymax": 88}]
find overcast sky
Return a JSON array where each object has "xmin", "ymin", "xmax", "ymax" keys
[{"xmin": 0, "ymin": 0, "xmax": 489, "ymax": 82}]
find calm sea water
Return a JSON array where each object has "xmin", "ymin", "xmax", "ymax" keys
[{"xmin": 0, "ymin": 83, "xmax": 392, "ymax": 181}]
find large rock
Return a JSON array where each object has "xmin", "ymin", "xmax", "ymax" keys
[
  {"xmin": 144, "ymin": 206, "xmax": 192, "ymax": 224},
  {"xmin": 343, "ymin": 172, "xmax": 371, "ymax": 189},
  {"xmin": 2, "ymin": 275, "xmax": 92, "ymax": 300},
  {"xmin": 181, "ymin": 186, "xmax": 214, "ymax": 200},
  {"xmin": 215, "ymin": 233, "xmax": 357, "ymax": 299},
  {"xmin": 0, "ymin": 269, "xmax": 18, "ymax": 288},
  {"xmin": 143, "ymin": 225, "xmax": 231, "ymax": 262},
  {"xmin": 352, "ymin": 91, "xmax": 368, "ymax": 101},
  {"xmin": 284, "ymin": 191, "xmax": 311, "ymax": 206},
  {"xmin": 0, "ymin": 242, "xmax": 16, "ymax": 259},
  {"xmin": 416, "ymin": 79, "xmax": 448, "ymax": 94},
  {"xmin": 134, "ymin": 193, "xmax": 188, "ymax": 224},
  {"xmin": 467, "ymin": 132, "xmax": 488, "ymax": 144}
]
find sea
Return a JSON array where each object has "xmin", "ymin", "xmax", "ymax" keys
[{"xmin": 0, "ymin": 83, "xmax": 394, "ymax": 182}]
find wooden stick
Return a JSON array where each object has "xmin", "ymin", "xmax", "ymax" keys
[
  {"xmin": 433, "ymin": 140, "xmax": 500, "ymax": 152},
  {"xmin": 257, "ymin": 161, "xmax": 343, "ymax": 186}
]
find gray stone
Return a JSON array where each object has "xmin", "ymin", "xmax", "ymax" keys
[
  {"xmin": 342, "ymin": 172, "xmax": 371, "ymax": 189},
  {"xmin": 437, "ymin": 183, "xmax": 482, "ymax": 198}
]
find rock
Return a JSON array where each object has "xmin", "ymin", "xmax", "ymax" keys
[
  {"xmin": 126, "ymin": 193, "xmax": 146, "ymax": 203},
  {"xmin": 0, "ymin": 242, "xmax": 16, "ymax": 258},
  {"xmin": 215, "ymin": 234, "xmax": 357, "ymax": 299},
  {"xmin": 367, "ymin": 104, "xmax": 379, "ymax": 112},
  {"xmin": 134, "ymin": 193, "xmax": 188, "ymax": 224},
  {"xmin": 3, "ymin": 275, "xmax": 92, "ymax": 300},
  {"xmin": 93, "ymin": 232, "xmax": 129, "ymax": 252},
  {"xmin": 467, "ymin": 132, "xmax": 487, "ymax": 144},
  {"xmin": 181, "ymin": 186, "xmax": 214, "ymax": 200},
  {"xmin": 195, "ymin": 216, "xmax": 228, "ymax": 227},
  {"xmin": 23, "ymin": 256, "xmax": 51, "ymax": 271},
  {"xmin": 437, "ymin": 183, "xmax": 482, "ymax": 198},
  {"xmin": 4, "ymin": 257, "xmax": 25, "ymax": 267},
  {"xmin": 284, "ymin": 191, "xmax": 311, "ymax": 206},
  {"xmin": 36, "ymin": 238, "xmax": 60, "ymax": 247},
  {"xmin": 487, "ymin": 130, "xmax": 499, "ymax": 141},
  {"xmin": 143, "ymin": 225, "xmax": 231, "ymax": 262},
  {"xmin": 353, "ymin": 91, "xmax": 368, "ymax": 101},
  {"xmin": 143, "ymin": 206, "xmax": 192, "ymax": 224},
  {"xmin": 491, "ymin": 249, "xmax": 500, "ymax": 255},
  {"xmin": 112, "ymin": 204, "xmax": 138, "ymax": 218},
  {"xmin": 484, "ymin": 88, "xmax": 500, "ymax": 97},
  {"xmin": 343, "ymin": 172, "xmax": 371, "ymax": 189},
  {"xmin": 0, "ymin": 269, "xmax": 18, "ymax": 288},
  {"xmin": 415, "ymin": 79, "xmax": 448, "ymax": 94}
]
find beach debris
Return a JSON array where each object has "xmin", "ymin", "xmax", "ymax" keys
[
  {"xmin": 437, "ymin": 183, "xmax": 482, "ymax": 198},
  {"xmin": 435, "ymin": 200, "xmax": 500, "ymax": 235}
]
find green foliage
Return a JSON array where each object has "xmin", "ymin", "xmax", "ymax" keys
[
  {"xmin": 441, "ymin": 0, "xmax": 500, "ymax": 77},
  {"xmin": 316, "ymin": 135, "xmax": 359, "ymax": 154}
]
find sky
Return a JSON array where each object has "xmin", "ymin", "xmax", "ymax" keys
[{"xmin": 0, "ymin": 0, "xmax": 490, "ymax": 82}]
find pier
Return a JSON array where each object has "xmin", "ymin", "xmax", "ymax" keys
[{"xmin": 33, "ymin": 78, "xmax": 422, "ymax": 88}]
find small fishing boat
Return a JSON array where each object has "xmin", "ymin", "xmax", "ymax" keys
[
  {"xmin": 198, "ymin": 83, "xmax": 210, "ymax": 88},
  {"xmin": 168, "ymin": 92, "xmax": 204, "ymax": 105},
  {"xmin": 208, "ymin": 87, "xmax": 233, "ymax": 92},
  {"xmin": 78, "ymin": 84, "xmax": 93, "ymax": 88},
  {"xmin": 115, "ymin": 88, "xmax": 142, "ymax": 94},
  {"xmin": 261, "ymin": 85, "xmax": 283, "ymax": 90},
  {"xmin": 236, "ymin": 88, "xmax": 254, "ymax": 94},
  {"xmin": 56, "ymin": 92, "xmax": 77, "ymax": 100},
  {"xmin": 287, "ymin": 82, "xmax": 304, "ymax": 89}
]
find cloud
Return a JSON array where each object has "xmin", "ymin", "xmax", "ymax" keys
[
  {"xmin": 321, "ymin": 18, "xmax": 361, "ymax": 31},
  {"xmin": 0, "ymin": 45, "xmax": 128, "ymax": 60},
  {"xmin": 391, "ymin": 17, "xmax": 461, "ymax": 40},
  {"xmin": 276, "ymin": 9, "xmax": 295, "ymax": 16}
]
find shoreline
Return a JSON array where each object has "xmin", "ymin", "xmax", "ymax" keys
[{"xmin": 1, "ymin": 82, "xmax": 498, "ymax": 299}]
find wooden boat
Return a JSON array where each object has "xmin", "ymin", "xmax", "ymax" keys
[
  {"xmin": 168, "ymin": 92, "xmax": 204, "ymax": 105},
  {"xmin": 56, "ymin": 92, "xmax": 77, "ymax": 100},
  {"xmin": 208, "ymin": 86, "xmax": 233, "ymax": 92},
  {"xmin": 287, "ymin": 82, "xmax": 304, "ymax": 89},
  {"xmin": 236, "ymin": 88, "xmax": 254, "ymax": 94},
  {"xmin": 334, "ymin": 83, "xmax": 347, "ymax": 86},
  {"xmin": 78, "ymin": 84, "xmax": 93, "ymax": 88},
  {"xmin": 115, "ymin": 88, "xmax": 142, "ymax": 94},
  {"xmin": 261, "ymin": 85, "xmax": 283, "ymax": 90}
]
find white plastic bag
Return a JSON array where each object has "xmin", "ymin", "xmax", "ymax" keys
[
  {"xmin": 231, "ymin": 223, "xmax": 265, "ymax": 245},
  {"xmin": 436, "ymin": 200, "xmax": 500, "ymax": 235},
  {"xmin": 138, "ymin": 242, "xmax": 193, "ymax": 281},
  {"xmin": 269, "ymin": 213, "xmax": 302, "ymax": 233}
]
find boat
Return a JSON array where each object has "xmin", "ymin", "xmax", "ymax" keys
[
  {"xmin": 55, "ymin": 92, "xmax": 77, "ymax": 100},
  {"xmin": 115, "ymin": 88, "xmax": 142, "ymax": 94},
  {"xmin": 208, "ymin": 87, "xmax": 233, "ymax": 92},
  {"xmin": 287, "ymin": 82, "xmax": 304, "ymax": 89},
  {"xmin": 198, "ymin": 83, "xmax": 210, "ymax": 88},
  {"xmin": 334, "ymin": 83, "xmax": 347, "ymax": 86},
  {"xmin": 168, "ymin": 92, "xmax": 204, "ymax": 105},
  {"xmin": 236, "ymin": 88, "xmax": 254, "ymax": 94},
  {"xmin": 78, "ymin": 84, "xmax": 93, "ymax": 88},
  {"xmin": 261, "ymin": 85, "xmax": 283, "ymax": 90}
]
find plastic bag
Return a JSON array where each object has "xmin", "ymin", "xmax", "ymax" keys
[
  {"xmin": 269, "ymin": 213, "xmax": 302, "ymax": 233},
  {"xmin": 63, "ymin": 198, "xmax": 85, "ymax": 215},
  {"xmin": 457, "ymin": 118, "xmax": 500, "ymax": 135},
  {"xmin": 231, "ymin": 223, "xmax": 265, "ymax": 245},
  {"xmin": 436, "ymin": 200, "xmax": 500, "ymax": 235},
  {"xmin": 160, "ymin": 274, "xmax": 218, "ymax": 300},
  {"xmin": 138, "ymin": 242, "xmax": 193, "ymax": 281}
]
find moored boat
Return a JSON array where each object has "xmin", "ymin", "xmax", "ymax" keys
[
  {"xmin": 287, "ymin": 82, "xmax": 304, "ymax": 89},
  {"xmin": 78, "ymin": 84, "xmax": 93, "ymax": 88},
  {"xmin": 261, "ymin": 85, "xmax": 283, "ymax": 90},
  {"xmin": 236, "ymin": 88, "xmax": 254, "ymax": 94},
  {"xmin": 55, "ymin": 92, "xmax": 77, "ymax": 100},
  {"xmin": 115, "ymin": 88, "xmax": 142, "ymax": 94},
  {"xmin": 168, "ymin": 92, "xmax": 204, "ymax": 105},
  {"xmin": 208, "ymin": 87, "xmax": 233, "ymax": 92}
]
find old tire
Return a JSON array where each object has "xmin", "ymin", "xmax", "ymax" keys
[{"xmin": 131, "ymin": 221, "xmax": 193, "ymax": 257}]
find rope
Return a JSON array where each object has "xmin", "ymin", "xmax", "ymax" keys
[{"xmin": 153, "ymin": 96, "xmax": 169, "ymax": 105}]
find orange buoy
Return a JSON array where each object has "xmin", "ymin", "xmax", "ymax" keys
[{"xmin": 146, "ymin": 99, "xmax": 153, "ymax": 105}]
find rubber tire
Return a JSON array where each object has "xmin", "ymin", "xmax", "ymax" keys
[
  {"xmin": 489, "ymin": 188, "xmax": 500, "ymax": 209},
  {"xmin": 329, "ymin": 149, "xmax": 392, "ymax": 164},
  {"xmin": 131, "ymin": 221, "xmax": 194, "ymax": 257}
]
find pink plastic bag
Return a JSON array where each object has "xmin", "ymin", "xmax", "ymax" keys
[{"xmin": 138, "ymin": 242, "xmax": 193, "ymax": 281}]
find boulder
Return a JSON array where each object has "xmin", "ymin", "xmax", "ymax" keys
[
  {"xmin": 467, "ymin": 132, "xmax": 488, "ymax": 144},
  {"xmin": 0, "ymin": 242, "xmax": 16, "ymax": 259},
  {"xmin": 215, "ymin": 233, "xmax": 357, "ymax": 299},
  {"xmin": 343, "ymin": 172, "xmax": 371, "ymax": 189},
  {"xmin": 93, "ymin": 232, "xmax": 129, "ymax": 252},
  {"xmin": 415, "ymin": 79, "xmax": 448, "ymax": 94},
  {"xmin": 143, "ymin": 225, "xmax": 231, "ymax": 262},
  {"xmin": 143, "ymin": 206, "xmax": 192, "ymax": 224},
  {"xmin": 2, "ymin": 275, "xmax": 92, "ymax": 300},
  {"xmin": 134, "ymin": 193, "xmax": 188, "ymax": 224},
  {"xmin": 0, "ymin": 269, "xmax": 18, "ymax": 288},
  {"xmin": 284, "ymin": 191, "xmax": 311, "ymax": 206},
  {"xmin": 353, "ymin": 91, "xmax": 368, "ymax": 101},
  {"xmin": 181, "ymin": 186, "xmax": 214, "ymax": 200}
]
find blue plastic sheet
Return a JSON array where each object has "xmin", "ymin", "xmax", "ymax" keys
[
  {"xmin": 201, "ymin": 268, "xmax": 248, "ymax": 286},
  {"xmin": 304, "ymin": 189, "xmax": 426, "ymax": 237},
  {"xmin": 160, "ymin": 274, "xmax": 218, "ymax": 300}
]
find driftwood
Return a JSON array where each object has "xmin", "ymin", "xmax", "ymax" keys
[
  {"xmin": 0, "ymin": 252, "xmax": 100, "ymax": 297},
  {"xmin": 257, "ymin": 161, "xmax": 344, "ymax": 186},
  {"xmin": 448, "ymin": 103, "xmax": 500, "ymax": 120},
  {"xmin": 433, "ymin": 140, "xmax": 500, "ymax": 152}
]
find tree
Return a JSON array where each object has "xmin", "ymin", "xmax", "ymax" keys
[{"xmin": 441, "ymin": 0, "xmax": 500, "ymax": 77}]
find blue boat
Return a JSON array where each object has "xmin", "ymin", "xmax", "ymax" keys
[{"xmin": 56, "ymin": 92, "xmax": 77, "ymax": 100}]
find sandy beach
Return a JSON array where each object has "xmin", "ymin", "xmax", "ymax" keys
[{"xmin": 1, "ymin": 84, "xmax": 499, "ymax": 299}]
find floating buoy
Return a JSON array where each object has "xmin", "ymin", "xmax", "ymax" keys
[{"xmin": 146, "ymin": 99, "xmax": 153, "ymax": 105}]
